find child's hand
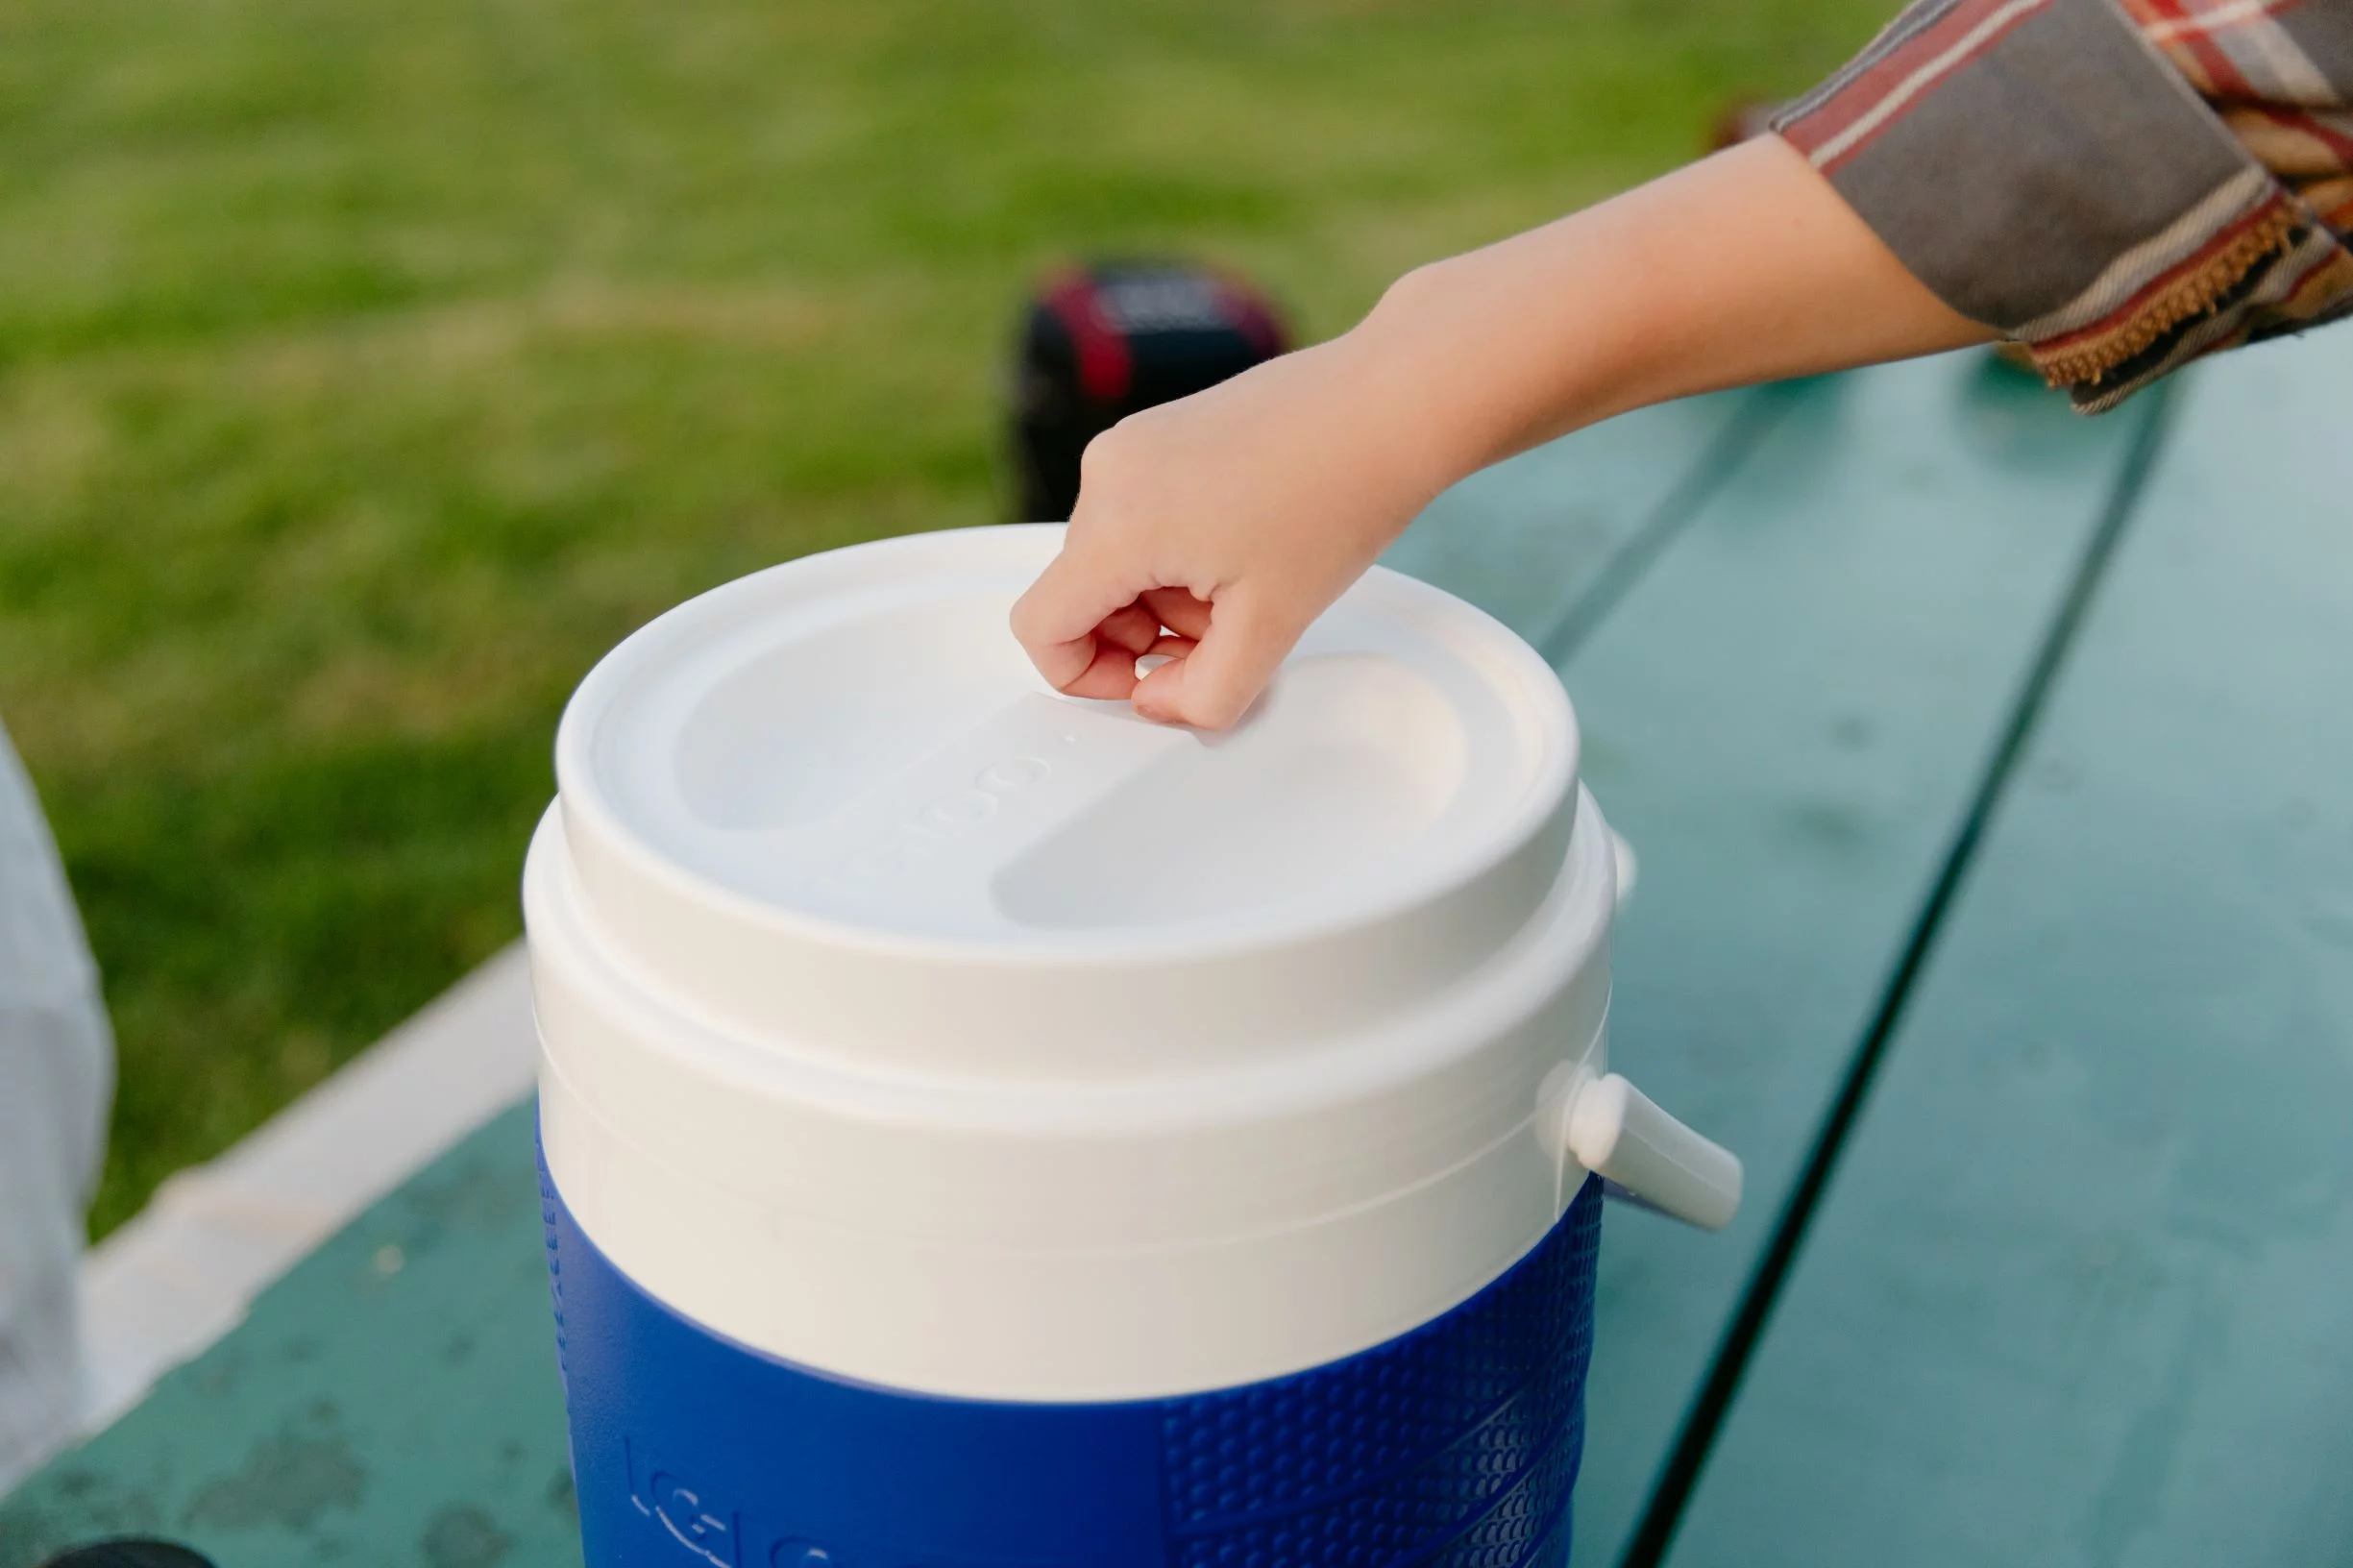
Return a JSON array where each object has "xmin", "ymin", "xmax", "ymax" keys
[
  {"xmin": 1009, "ymin": 330, "xmax": 1451, "ymax": 730},
  {"xmin": 1011, "ymin": 137, "xmax": 1987, "ymax": 729}
]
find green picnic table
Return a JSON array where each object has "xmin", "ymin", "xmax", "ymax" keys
[{"xmin": 5, "ymin": 331, "xmax": 2351, "ymax": 1568}]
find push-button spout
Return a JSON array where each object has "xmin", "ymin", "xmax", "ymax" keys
[{"xmin": 1563, "ymin": 1071, "xmax": 1743, "ymax": 1232}]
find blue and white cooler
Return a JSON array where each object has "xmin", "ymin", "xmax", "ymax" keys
[{"xmin": 525, "ymin": 525, "xmax": 1742, "ymax": 1568}]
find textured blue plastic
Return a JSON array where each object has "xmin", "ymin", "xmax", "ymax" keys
[{"xmin": 540, "ymin": 1146, "xmax": 1601, "ymax": 1568}]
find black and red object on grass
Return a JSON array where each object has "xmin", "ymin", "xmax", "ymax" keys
[{"xmin": 1011, "ymin": 260, "xmax": 1288, "ymax": 521}]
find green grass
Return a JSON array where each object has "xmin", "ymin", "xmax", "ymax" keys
[{"xmin": 0, "ymin": 0, "xmax": 1892, "ymax": 1237}]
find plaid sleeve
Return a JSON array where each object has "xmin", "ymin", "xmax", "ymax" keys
[{"xmin": 1775, "ymin": 0, "xmax": 2353, "ymax": 411}]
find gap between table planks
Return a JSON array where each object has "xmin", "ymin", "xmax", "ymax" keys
[{"xmin": 1661, "ymin": 332, "xmax": 2353, "ymax": 1568}]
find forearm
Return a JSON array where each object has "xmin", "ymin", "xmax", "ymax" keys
[
  {"xmin": 1013, "ymin": 137, "xmax": 1995, "ymax": 728},
  {"xmin": 1341, "ymin": 135, "xmax": 1994, "ymax": 489}
]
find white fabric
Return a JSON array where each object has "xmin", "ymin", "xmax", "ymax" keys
[{"xmin": 0, "ymin": 717, "xmax": 112, "ymax": 1494}]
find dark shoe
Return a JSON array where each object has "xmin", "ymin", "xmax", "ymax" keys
[{"xmin": 40, "ymin": 1541, "xmax": 218, "ymax": 1568}]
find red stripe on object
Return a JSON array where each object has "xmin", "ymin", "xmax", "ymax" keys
[
  {"xmin": 1043, "ymin": 273, "xmax": 1132, "ymax": 404},
  {"xmin": 2253, "ymin": 104, "xmax": 2353, "ymax": 165},
  {"xmin": 1780, "ymin": 0, "xmax": 2051, "ymax": 169},
  {"xmin": 2128, "ymin": 0, "xmax": 2254, "ymax": 96}
]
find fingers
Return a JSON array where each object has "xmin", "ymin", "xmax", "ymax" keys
[
  {"xmin": 1141, "ymin": 586, "xmax": 1213, "ymax": 642},
  {"xmin": 1040, "ymin": 628, "xmax": 1195, "ymax": 703},
  {"xmin": 1014, "ymin": 540, "xmax": 1298, "ymax": 729},
  {"xmin": 1133, "ymin": 589, "xmax": 1299, "ymax": 729},
  {"xmin": 1129, "ymin": 592, "xmax": 1215, "ymax": 721},
  {"xmin": 1060, "ymin": 637, "xmax": 1147, "ymax": 699},
  {"xmin": 1036, "ymin": 603, "xmax": 1158, "ymax": 701},
  {"xmin": 1010, "ymin": 540, "xmax": 1151, "ymax": 694},
  {"xmin": 1097, "ymin": 600, "xmax": 1161, "ymax": 656}
]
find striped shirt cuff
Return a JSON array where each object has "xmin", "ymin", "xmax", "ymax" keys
[{"xmin": 1775, "ymin": 0, "xmax": 2353, "ymax": 410}]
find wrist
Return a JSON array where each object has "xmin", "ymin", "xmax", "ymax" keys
[
  {"xmin": 1330, "ymin": 271, "xmax": 1507, "ymax": 502},
  {"xmin": 1284, "ymin": 303, "xmax": 1484, "ymax": 525},
  {"xmin": 1351, "ymin": 241, "xmax": 1638, "ymax": 482}
]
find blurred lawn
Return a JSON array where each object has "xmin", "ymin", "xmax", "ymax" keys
[{"xmin": 0, "ymin": 0, "xmax": 1890, "ymax": 1237}]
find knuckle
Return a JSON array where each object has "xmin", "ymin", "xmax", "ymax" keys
[
  {"xmin": 1078, "ymin": 411, "xmax": 1166, "ymax": 489},
  {"xmin": 1077, "ymin": 426, "xmax": 1128, "ymax": 483}
]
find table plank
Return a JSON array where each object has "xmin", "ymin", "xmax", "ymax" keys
[
  {"xmin": 1381, "ymin": 387, "xmax": 1770, "ymax": 646},
  {"xmin": 1661, "ymin": 337, "xmax": 2353, "ymax": 1566},
  {"xmin": 1552, "ymin": 352, "xmax": 2158, "ymax": 1566},
  {"xmin": 0, "ymin": 1105, "xmax": 578, "ymax": 1568}
]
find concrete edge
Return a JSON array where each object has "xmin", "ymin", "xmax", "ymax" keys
[{"xmin": 75, "ymin": 943, "xmax": 538, "ymax": 1434}]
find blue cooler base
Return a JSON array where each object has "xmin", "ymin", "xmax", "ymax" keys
[{"xmin": 541, "ymin": 1154, "xmax": 1603, "ymax": 1568}]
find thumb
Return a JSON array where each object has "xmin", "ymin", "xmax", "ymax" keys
[{"xmin": 1133, "ymin": 588, "xmax": 1301, "ymax": 730}]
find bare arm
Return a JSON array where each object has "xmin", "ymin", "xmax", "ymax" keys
[{"xmin": 1011, "ymin": 135, "xmax": 1992, "ymax": 728}]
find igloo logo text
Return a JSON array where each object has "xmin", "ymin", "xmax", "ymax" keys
[
  {"xmin": 834, "ymin": 756, "xmax": 1052, "ymax": 885},
  {"xmin": 626, "ymin": 1439, "xmax": 740, "ymax": 1566}
]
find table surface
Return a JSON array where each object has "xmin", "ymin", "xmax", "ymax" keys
[{"xmin": 6, "ymin": 333, "xmax": 2350, "ymax": 1568}]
